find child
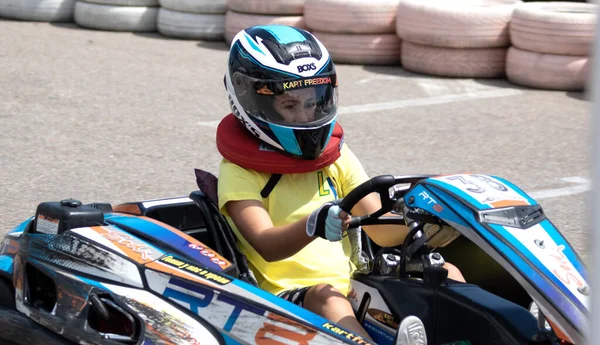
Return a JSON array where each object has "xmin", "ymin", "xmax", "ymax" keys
[{"xmin": 216, "ymin": 24, "xmax": 464, "ymax": 345}]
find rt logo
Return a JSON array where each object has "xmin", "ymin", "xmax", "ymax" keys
[{"xmin": 297, "ymin": 63, "xmax": 316, "ymax": 73}]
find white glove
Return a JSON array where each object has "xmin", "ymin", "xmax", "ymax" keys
[{"xmin": 306, "ymin": 202, "xmax": 348, "ymax": 241}]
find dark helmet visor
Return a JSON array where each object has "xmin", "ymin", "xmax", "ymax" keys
[{"xmin": 232, "ymin": 71, "xmax": 338, "ymax": 128}]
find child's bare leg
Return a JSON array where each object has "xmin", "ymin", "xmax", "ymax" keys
[{"xmin": 303, "ymin": 284, "xmax": 373, "ymax": 341}]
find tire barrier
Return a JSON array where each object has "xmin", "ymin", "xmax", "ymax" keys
[
  {"xmin": 74, "ymin": 0, "xmax": 159, "ymax": 32},
  {"xmin": 312, "ymin": 32, "xmax": 402, "ymax": 66},
  {"xmin": 396, "ymin": 0, "xmax": 521, "ymax": 78},
  {"xmin": 0, "ymin": 0, "xmax": 76, "ymax": 22},
  {"xmin": 1, "ymin": 0, "xmax": 597, "ymax": 91},
  {"xmin": 304, "ymin": 0, "xmax": 401, "ymax": 65},
  {"xmin": 227, "ymin": 0, "xmax": 304, "ymax": 15},
  {"xmin": 225, "ymin": 10, "xmax": 306, "ymax": 45},
  {"xmin": 401, "ymin": 41, "xmax": 507, "ymax": 78},
  {"xmin": 157, "ymin": 0, "xmax": 226, "ymax": 40},
  {"xmin": 506, "ymin": 46, "xmax": 590, "ymax": 91},
  {"xmin": 506, "ymin": 1, "xmax": 596, "ymax": 90},
  {"xmin": 224, "ymin": 0, "xmax": 307, "ymax": 45}
]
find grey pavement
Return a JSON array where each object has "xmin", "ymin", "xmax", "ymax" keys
[{"xmin": 0, "ymin": 19, "xmax": 592, "ymax": 263}]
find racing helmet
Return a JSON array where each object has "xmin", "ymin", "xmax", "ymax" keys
[{"xmin": 225, "ymin": 25, "xmax": 339, "ymax": 160}]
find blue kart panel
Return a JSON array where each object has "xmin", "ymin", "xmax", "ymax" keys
[{"xmin": 404, "ymin": 174, "xmax": 589, "ymax": 344}]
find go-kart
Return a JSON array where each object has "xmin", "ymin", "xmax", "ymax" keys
[{"xmin": 0, "ymin": 170, "xmax": 589, "ymax": 345}]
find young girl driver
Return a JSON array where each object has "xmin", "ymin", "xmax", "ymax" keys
[{"xmin": 215, "ymin": 25, "xmax": 465, "ymax": 345}]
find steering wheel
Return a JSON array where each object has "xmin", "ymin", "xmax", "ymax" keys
[
  {"xmin": 338, "ymin": 174, "xmax": 441, "ymax": 276},
  {"xmin": 338, "ymin": 174, "xmax": 436, "ymax": 228}
]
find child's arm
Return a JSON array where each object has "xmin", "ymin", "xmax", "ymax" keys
[
  {"xmin": 351, "ymin": 192, "xmax": 412, "ymax": 247},
  {"xmin": 226, "ymin": 198, "xmax": 352, "ymax": 262},
  {"xmin": 225, "ymin": 199, "xmax": 315, "ymax": 262}
]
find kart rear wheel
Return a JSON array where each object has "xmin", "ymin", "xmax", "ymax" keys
[{"xmin": 0, "ymin": 278, "xmax": 15, "ymax": 309}]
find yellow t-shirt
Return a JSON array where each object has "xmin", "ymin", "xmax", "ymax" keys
[{"xmin": 217, "ymin": 143, "xmax": 369, "ymax": 296}]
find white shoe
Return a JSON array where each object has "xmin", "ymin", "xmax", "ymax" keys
[
  {"xmin": 396, "ymin": 315, "xmax": 427, "ymax": 345},
  {"xmin": 528, "ymin": 301, "xmax": 551, "ymax": 331}
]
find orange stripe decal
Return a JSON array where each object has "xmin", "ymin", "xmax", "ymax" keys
[
  {"xmin": 489, "ymin": 200, "xmax": 529, "ymax": 208},
  {"xmin": 112, "ymin": 204, "xmax": 142, "ymax": 215},
  {"xmin": 89, "ymin": 226, "xmax": 156, "ymax": 264}
]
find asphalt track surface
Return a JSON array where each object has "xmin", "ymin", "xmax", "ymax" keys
[{"xmin": 0, "ymin": 19, "xmax": 593, "ymax": 265}]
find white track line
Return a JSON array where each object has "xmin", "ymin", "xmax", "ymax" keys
[
  {"xmin": 528, "ymin": 177, "xmax": 590, "ymax": 200},
  {"xmin": 338, "ymin": 89, "xmax": 521, "ymax": 115},
  {"xmin": 197, "ymin": 89, "xmax": 522, "ymax": 127}
]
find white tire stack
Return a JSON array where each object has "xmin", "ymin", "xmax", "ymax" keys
[
  {"xmin": 506, "ymin": 2, "xmax": 596, "ymax": 91},
  {"xmin": 157, "ymin": 0, "xmax": 226, "ymax": 40},
  {"xmin": 304, "ymin": 0, "xmax": 402, "ymax": 65},
  {"xmin": 74, "ymin": 0, "xmax": 159, "ymax": 32},
  {"xmin": 225, "ymin": 0, "xmax": 307, "ymax": 45},
  {"xmin": 0, "ymin": 0, "xmax": 75, "ymax": 22},
  {"xmin": 396, "ymin": 0, "xmax": 521, "ymax": 78}
]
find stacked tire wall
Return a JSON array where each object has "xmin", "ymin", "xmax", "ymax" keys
[
  {"xmin": 225, "ymin": 0, "xmax": 306, "ymax": 45},
  {"xmin": 0, "ymin": 0, "xmax": 597, "ymax": 92},
  {"xmin": 0, "ymin": 0, "xmax": 75, "ymax": 22},
  {"xmin": 395, "ymin": 0, "xmax": 521, "ymax": 78},
  {"xmin": 303, "ymin": 0, "xmax": 402, "ymax": 65},
  {"xmin": 158, "ymin": 0, "xmax": 227, "ymax": 40},
  {"xmin": 74, "ymin": 0, "xmax": 159, "ymax": 32},
  {"xmin": 506, "ymin": 1, "xmax": 596, "ymax": 91}
]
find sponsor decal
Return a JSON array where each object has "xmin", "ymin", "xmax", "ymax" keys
[
  {"xmin": 102, "ymin": 229, "xmax": 154, "ymax": 263},
  {"xmin": 322, "ymin": 322, "xmax": 374, "ymax": 345},
  {"xmin": 188, "ymin": 244, "xmax": 229, "ymax": 268},
  {"xmin": 36, "ymin": 214, "xmax": 59, "ymax": 234},
  {"xmin": 435, "ymin": 174, "xmax": 528, "ymax": 208},
  {"xmin": 418, "ymin": 190, "xmax": 444, "ymax": 213},
  {"xmin": 549, "ymin": 245, "xmax": 585, "ymax": 289},
  {"xmin": 163, "ymin": 278, "xmax": 353, "ymax": 344},
  {"xmin": 367, "ymin": 308, "xmax": 398, "ymax": 329},
  {"xmin": 283, "ymin": 77, "xmax": 332, "ymax": 90},
  {"xmin": 297, "ymin": 63, "xmax": 317, "ymax": 73},
  {"xmin": 102, "ymin": 283, "xmax": 221, "ymax": 345},
  {"xmin": 188, "ymin": 243, "xmax": 204, "ymax": 251},
  {"xmin": 363, "ymin": 321, "xmax": 395, "ymax": 344},
  {"xmin": 255, "ymin": 313, "xmax": 318, "ymax": 344},
  {"xmin": 159, "ymin": 255, "xmax": 231, "ymax": 285},
  {"xmin": 210, "ymin": 257, "xmax": 228, "ymax": 267},
  {"xmin": 256, "ymin": 85, "xmax": 274, "ymax": 95}
]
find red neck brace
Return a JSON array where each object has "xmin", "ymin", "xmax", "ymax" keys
[{"xmin": 216, "ymin": 114, "xmax": 344, "ymax": 174}]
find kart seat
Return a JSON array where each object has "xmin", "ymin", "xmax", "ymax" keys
[{"xmin": 193, "ymin": 168, "xmax": 258, "ymax": 287}]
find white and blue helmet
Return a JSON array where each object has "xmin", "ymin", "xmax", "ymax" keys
[{"xmin": 225, "ymin": 25, "xmax": 339, "ymax": 160}]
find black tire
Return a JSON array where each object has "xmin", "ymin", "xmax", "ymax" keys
[
  {"xmin": 0, "ymin": 278, "xmax": 15, "ymax": 309},
  {"xmin": 0, "ymin": 309, "xmax": 77, "ymax": 345}
]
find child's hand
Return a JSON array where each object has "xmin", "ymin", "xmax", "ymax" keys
[{"xmin": 306, "ymin": 202, "xmax": 350, "ymax": 241}]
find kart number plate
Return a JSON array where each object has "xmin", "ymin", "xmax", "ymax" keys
[{"xmin": 434, "ymin": 174, "xmax": 529, "ymax": 208}]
